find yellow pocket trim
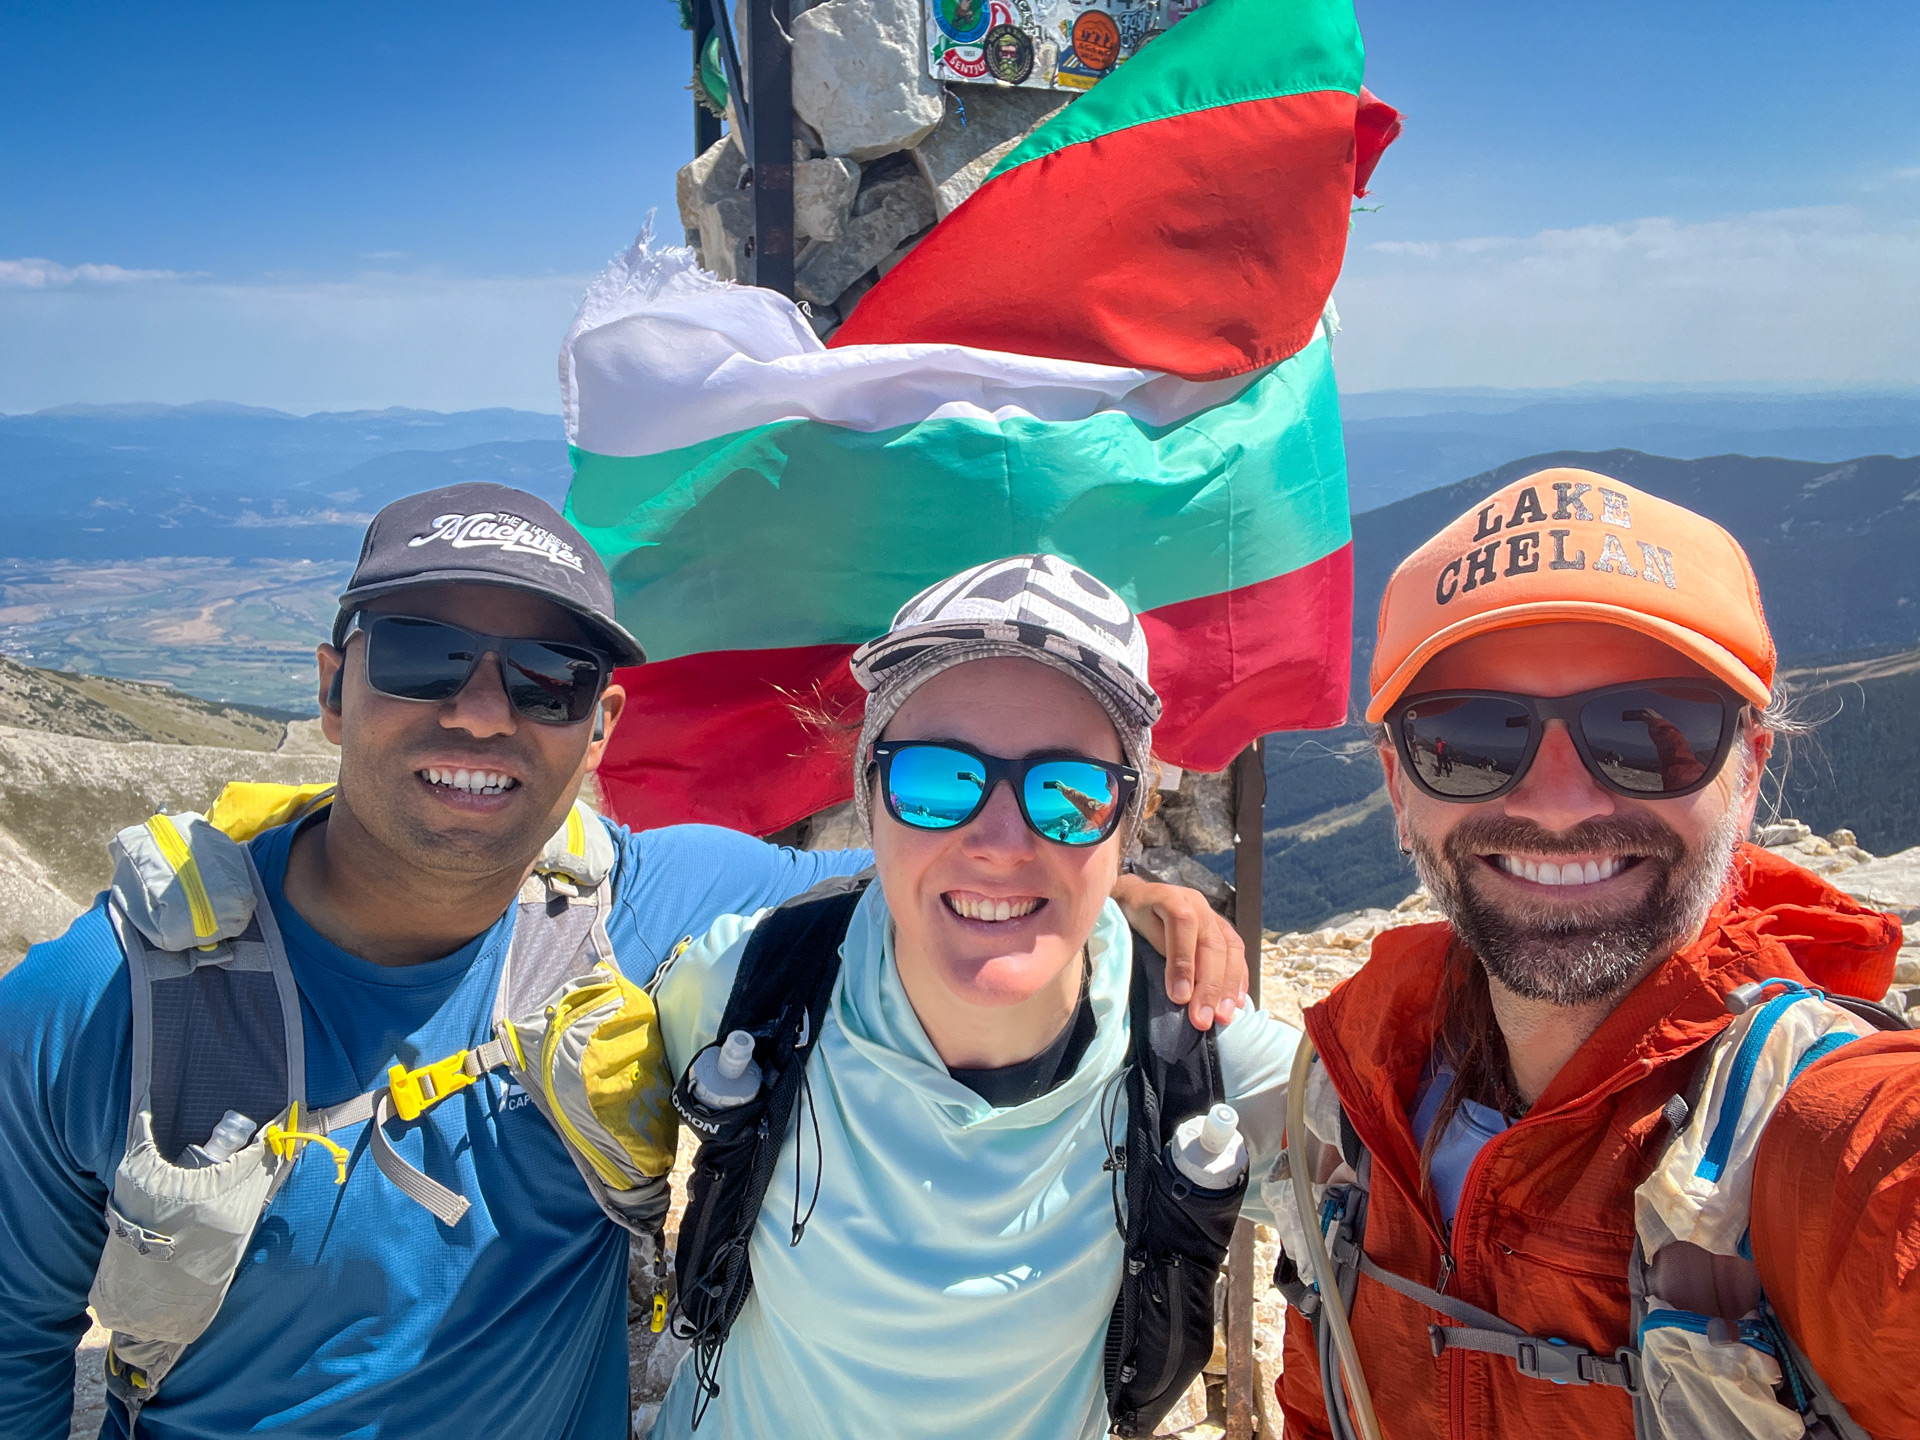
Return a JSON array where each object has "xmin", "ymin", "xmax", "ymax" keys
[{"xmin": 145, "ymin": 815, "xmax": 218, "ymax": 945}]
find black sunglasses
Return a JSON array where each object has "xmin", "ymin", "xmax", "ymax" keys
[
  {"xmin": 1387, "ymin": 680, "xmax": 1746, "ymax": 802},
  {"xmin": 341, "ymin": 611, "xmax": 610, "ymax": 725},
  {"xmin": 870, "ymin": 740, "xmax": 1140, "ymax": 847}
]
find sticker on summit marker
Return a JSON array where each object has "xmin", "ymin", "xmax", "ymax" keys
[
  {"xmin": 1069, "ymin": 10, "xmax": 1120, "ymax": 70},
  {"xmin": 925, "ymin": 0, "xmax": 1207, "ymax": 91},
  {"xmin": 983, "ymin": 23, "xmax": 1035, "ymax": 83},
  {"xmin": 935, "ymin": 0, "xmax": 991, "ymax": 44}
]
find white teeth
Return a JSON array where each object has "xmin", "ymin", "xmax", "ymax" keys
[
  {"xmin": 1497, "ymin": 855, "xmax": 1625, "ymax": 886},
  {"xmin": 421, "ymin": 767, "xmax": 517, "ymax": 795},
  {"xmin": 947, "ymin": 895, "xmax": 1040, "ymax": 922}
]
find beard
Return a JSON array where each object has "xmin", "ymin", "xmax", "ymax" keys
[{"xmin": 1409, "ymin": 786, "xmax": 1745, "ymax": 1007}]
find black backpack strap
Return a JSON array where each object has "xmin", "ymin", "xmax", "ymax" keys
[
  {"xmin": 669, "ymin": 874, "xmax": 870, "ymax": 1428},
  {"xmin": 1105, "ymin": 930, "xmax": 1244, "ymax": 1437}
]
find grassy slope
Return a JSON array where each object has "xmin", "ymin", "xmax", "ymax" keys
[{"xmin": 0, "ymin": 654, "xmax": 293, "ymax": 750}]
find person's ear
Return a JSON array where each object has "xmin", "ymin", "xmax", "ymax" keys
[
  {"xmin": 317, "ymin": 645, "xmax": 346, "ymax": 745},
  {"xmin": 587, "ymin": 685, "xmax": 625, "ymax": 770},
  {"xmin": 1376, "ymin": 729, "xmax": 1414, "ymax": 854},
  {"xmin": 1734, "ymin": 718, "xmax": 1774, "ymax": 836}
]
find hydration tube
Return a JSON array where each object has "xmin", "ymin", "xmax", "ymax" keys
[{"xmin": 1287, "ymin": 1035, "xmax": 1384, "ymax": 1440}]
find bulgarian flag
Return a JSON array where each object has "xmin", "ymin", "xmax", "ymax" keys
[{"xmin": 561, "ymin": 0, "xmax": 1397, "ymax": 835}]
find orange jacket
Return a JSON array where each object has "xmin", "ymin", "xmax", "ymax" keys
[{"xmin": 1281, "ymin": 844, "xmax": 1916, "ymax": 1440}]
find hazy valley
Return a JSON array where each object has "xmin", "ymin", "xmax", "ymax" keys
[{"xmin": 2, "ymin": 395, "xmax": 1917, "ymax": 939}]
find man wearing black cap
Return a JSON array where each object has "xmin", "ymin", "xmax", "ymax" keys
[{"xmin": 0, "ymin": 483, "xmax": 1246, "ymax": 1440}]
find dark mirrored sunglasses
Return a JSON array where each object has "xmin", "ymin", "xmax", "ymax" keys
[
  {"xmin": 342, "ymin": 612, "xmax": 609, "ymax": 725},
  {"xmin": 1388, "ymin": 680, "xmax": 1744, "ymax": 802},
  {"xmin": 871, "ymin": 740, "xmax": 1139, "ymax": 847}
]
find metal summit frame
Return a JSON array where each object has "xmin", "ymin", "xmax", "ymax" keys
[{"xmin": 692, "ymin": 0, "xmax": 794, "ymax": 296}]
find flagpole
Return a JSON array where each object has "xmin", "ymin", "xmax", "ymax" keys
[
  {"xmin": 1227, "ymin": 737, "xmax": 1266, "ymax": 1438},
  {"xmin": 696, "ymin": 0, "xmax": 795, "ymax": 297}
]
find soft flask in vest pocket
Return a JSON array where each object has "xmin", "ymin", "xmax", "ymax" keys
[{"xmin": 500, "ymin": 963, "xmax": 679, "ymax": 1231}]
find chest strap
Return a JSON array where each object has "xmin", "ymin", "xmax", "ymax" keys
[
  {"xmin": 1357, "ymin": 1251, "xmax": 1641, "ymax": 1390},
  {"xmin": 291, "ymin": 1038, "xmax": 517, "ymax": 1227}
]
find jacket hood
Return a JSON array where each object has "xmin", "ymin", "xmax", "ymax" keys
[{"xmin": 1303, "ymin": 843, "xmax": 1903, "ymax": 1195}]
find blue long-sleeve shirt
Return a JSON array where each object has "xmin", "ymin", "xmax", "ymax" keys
[{"xmin": 0, "ymin": 815, "xmax": 869, "ymax": 1440}]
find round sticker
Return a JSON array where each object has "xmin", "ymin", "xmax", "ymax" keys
[
  {"xmin": 1070, "ymin": 10, "xmax": 1121, "ymax": 71},
  {"xmin": 936, "ymin": 0, "xmax": 991, "ymax": 44},
  {"xmin": 983, "ymin": 23, "xmax": 1035, "ymax": 84}
]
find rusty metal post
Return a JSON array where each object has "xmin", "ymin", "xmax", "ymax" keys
[
  {"xmin": 742, "ymin": 0, "xmax": 794, "ymax": 294},
  {"xmin": 1226, "ymin": 737, "xmax": 1266, "ymax": 1437},
  {"xmin": 698, "ymin": 0, "xmax": 793, "ymax": 296}
]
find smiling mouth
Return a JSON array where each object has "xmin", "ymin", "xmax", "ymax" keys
[
  {"xmin": 418, "ymin": 766, "xmax": 520, "ymax": 796},
  {"xmin": 943, "ymin": 892, "xmax": 1045, "ymax": 923},
  {"xmin": 1488, "ymin": 853, "xmax": 1635, "ymax": 887}
]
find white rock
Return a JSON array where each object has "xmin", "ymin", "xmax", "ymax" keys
[
  {"xmin": 791, "ymin": 0, "xmax": 946, "ymax": 161},
  {"xmin": 793, "ymin": 155, "xmax": 861, "ymax": 242},
  {"xmin": 912, "ymin": 85, "xmax": 1070, "ymax": 218},
  {"xmin": 1752, "ymin": 819, "xmax": 1813, "ymax": 847},
  {"xmin": 675, "ymin": 133, "xmax": 751, "ymax": 281},
  {"xmin": 1832, "ymin": 847, "xmax": 1920, "ymax": 923},
  {"xmin": 642, "ymin": 1327, "xmax": 691, "ymax": 1394},
  {"xmin": 794, "ymin": 167, "xmax": 935, "ymax": 306},
  {"xmin": 876, "ymin": 225, "xmax": 931, "ymax": 276}
]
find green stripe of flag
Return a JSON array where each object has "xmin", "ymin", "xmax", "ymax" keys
[
  {"xmin": 987, "ymin": 0, "xmax": 1364, "ymax": 185},
  {"xmin": 566, "ymin": 337, "xmax": 1349, "ymax": 662}
]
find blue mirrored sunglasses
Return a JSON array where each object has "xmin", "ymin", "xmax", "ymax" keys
[{"xmin": 870, "ymin": 740, "xmax": 1139, "ymax": 847}]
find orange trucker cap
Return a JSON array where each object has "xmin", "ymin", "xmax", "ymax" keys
[{"xmin": 1366, "ymin": 468, "xmax": 1775, "ymax": 723}]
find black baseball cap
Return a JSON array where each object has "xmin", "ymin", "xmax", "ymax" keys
[{"xmin": 331, "ymin": 482, "xmax": 646, "ymax": 665}]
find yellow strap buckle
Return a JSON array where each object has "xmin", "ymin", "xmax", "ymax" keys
[
  {"xmin": 387, "ymin": 1051, "xmax": 476, "ymax": 1122},
  {"xmin": 651, "ymin": 1291, "xmax": 669, "ymax": 1334},
  {"xmin": 265, "ymin": 1109, "xmax": 351, "ymax": 1186}
]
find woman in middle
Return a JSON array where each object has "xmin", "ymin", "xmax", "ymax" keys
[{"xmin": 648, "ymin": 553, "xmax": 1302, "ymax": 1440}]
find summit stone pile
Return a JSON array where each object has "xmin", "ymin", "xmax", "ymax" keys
[{"xmin": 676, "ymin": 8, "xmax": 1068, "ymax": 338}]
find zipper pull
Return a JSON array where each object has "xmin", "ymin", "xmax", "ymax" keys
[{"xmin": 1436, "ymin": 1251, "xmax": 1456, "ymax": 1295}]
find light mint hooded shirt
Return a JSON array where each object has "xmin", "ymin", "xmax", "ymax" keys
[{"xmin": 651, "ymin": 885, "xmax": 1300, "ymax": 1440}]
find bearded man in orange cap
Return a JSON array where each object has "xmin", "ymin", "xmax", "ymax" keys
[{"xmin": 1275, "ymin": 469, "xmax": 1920, "ymax": 1440}]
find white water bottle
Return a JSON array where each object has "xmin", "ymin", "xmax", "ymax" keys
[
  {"xmin": 690, "ymin": 1030, "xmax": 762, "ymax": 1109},
  {"xmin": 1168, "ymin": 1103, "xmax": 1248, "ymax": 1190},
  {"xmin": 183, "ymin": 1110, "xmax": 257, "ymax": 1168}
]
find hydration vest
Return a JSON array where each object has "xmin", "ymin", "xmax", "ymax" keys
[
  {"xmin": 665, "ymin": 877, "xmax": 1248, "ymax": 1438},
  {"xmin": 90, "ymin": 785, "xmax": 679, "ymax": 1427},
  {"xmin": 1273, "ymin": 979, "xmax": 1910, "ymax": 1440}
]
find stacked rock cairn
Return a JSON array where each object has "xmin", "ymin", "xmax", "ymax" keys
[{"xmin": 677, "ymin": 0, "xmax": 1072, "ymax": 338}]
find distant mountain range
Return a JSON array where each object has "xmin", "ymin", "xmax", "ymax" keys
[
  {"xmin": 1351, "ymin": 449, "xmax": 1920, "ymax": 670},
  {"xmin": 4, "ymin": 392, "xmax": 1915, "ymax": 562},
  {"xmin": 1341, "ymin": 389, "xmax": 1920, "ymax": 512},
  {"xmin": 0, "ymin": 402, "xmax": 566, "ymax": 560}
]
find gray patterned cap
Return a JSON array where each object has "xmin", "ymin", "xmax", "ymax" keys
[{"xmin": 849, "ymin": 555, "xmax": 1161, "ymax": 840}]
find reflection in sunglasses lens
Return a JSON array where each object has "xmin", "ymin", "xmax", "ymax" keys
[
  {"xmin": 366, "ymin": 618, "xmax": 603, "ymax": 722},
  {"xmin": 1400, "ymin": 696, "xmax": 1534, "ymax": 798},
  {"xmin": 887, "ymin": 745, "xmax": 987, "ymax": 829},
  {"xmin": 368, "ymin": 617, "xmax": 478, "ymax": 702},
  {"xmin": 1579, "ymin": 686, "xmax": 1727, "ymax": 794},
  {"xmin": 1024, "ymin": 761, "xmax": 1121, "ymax": 846}
]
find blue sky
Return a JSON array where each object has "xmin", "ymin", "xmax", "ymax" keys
[{"xmin": 3, "ymin": 0, "xmax": 1917, "ymax": 411}]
